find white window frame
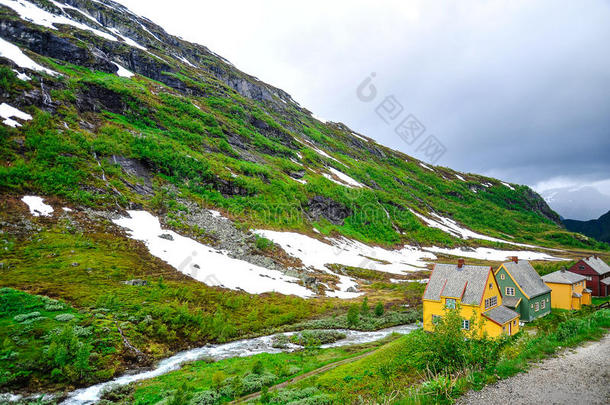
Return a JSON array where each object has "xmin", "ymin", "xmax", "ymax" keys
[
  {"xmin": 500, "ymin": 274, "xmax": 505, "ymax": 280},
  {"xmin": 535, "ymin": 302, "xmax": 539, "ymax": 311},
  {"xmin": 485, "ymin": 296, "xmax": 497, "ymax": 309},
  {"xmin": 462, "ymin": 319, "xmax": 470, "ymax": 330},
  {"xmin": 506, "ymin": 287, "xmax": 515, "ymax": 296},
  {"xmin": 445, "ymin": 298, "xmax": 456, "ymax": 309},
  {"xmin": 541, "ymin": 300, "xmax": 545, "ymax": 309}
]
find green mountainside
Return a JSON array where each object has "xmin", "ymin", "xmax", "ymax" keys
[{"xmin": 0, "ymin": 0, "xmax": 604, "ymax": 251}]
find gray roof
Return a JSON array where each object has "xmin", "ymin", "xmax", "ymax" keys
[
  {"xmin": 423, "ymin": 264, "xmax": 492, "ymax": 305},
  {"xmin": 582, "ymin": 256, "xmax": 610, "ymax": 275},
  {"xmin": 502, "ymin": 296, "xmax": 521, "ymax": 308},
  {"xmin": 501, "ymin": 260, "xmax": 551, "ymax": 298},
  {"xmin": 601, "ymin": 277, "xmax": 610, "ymax": 285},
  {"xmin": 542, "ymin": 270, "xmax": 586, "ymax": 285},
  {"xmin": 572, "ymin": 292, "xmax": 582, "ymax": 298},
  {"xmin": 483, "ymin": 305, "xmax": 519, "ymax": 325}
]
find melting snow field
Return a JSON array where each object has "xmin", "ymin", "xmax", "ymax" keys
[
  {"xmin": 112, "ymin": 211, "xmax": 313, "ymax": 298},
  {"xmin": 0, "ymin": 37, "xmax": 58, "ymax": 76},
  {"xmin": 21, "ymin": 196, "xmax": 53, "ymax": 216},
  {"xmin": 424, "ymin": 246, "xmax": 561, "ymax": 262},
  {"xmin": 254, "ymin": 229, "xmax": 436, "ymax": 275},
  {"xmin": 409, "ymin": 210, "xmax": 542, "ymax": 249},
  {"xmin": 0, "ymin": 103, "xmax": 32, "ymax": 127}
]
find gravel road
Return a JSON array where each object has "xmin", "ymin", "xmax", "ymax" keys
[{"xmin": 457, "ymin": 333, "xmax": 610, "ymax": 405}]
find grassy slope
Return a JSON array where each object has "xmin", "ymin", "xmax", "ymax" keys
[
  {"xmin": 262, "ymin": 308, "xmax": 610, "ymax": 404},
  {"xmin": 0, "ymin": 56, "xmax": 606, "ymax": 251}
]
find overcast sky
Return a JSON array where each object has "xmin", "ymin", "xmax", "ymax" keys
[{"xmin": 118, "ymin": 0, "xmax": 610, "ymax": 200}]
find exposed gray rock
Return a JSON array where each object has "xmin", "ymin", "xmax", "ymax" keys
[
  {"xmin": 123, "ymin": 279, "xmax": 148, "ymax": 286},
  {"xmin": 158, "ymin": 233, "xmax": 173, "ymax": 241},
  {"xmin": 306, "ymin": 196, "xmax": 352, "ymax": 225}
]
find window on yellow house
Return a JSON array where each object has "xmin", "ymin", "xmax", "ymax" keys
[
  {"xmin": 462, "ymin": 319, "xmax": 470, "ymax": 330},
  {"xmin": 445, "ymin": 298, "xmax": 456, "ymax": 309},
  {"xmin": 484, "ymin": 296, "xmax": 497, "ymax": 309},
  {"xmin": 506, "ymin": 287, "xmax": 515, "ymax": 296}
]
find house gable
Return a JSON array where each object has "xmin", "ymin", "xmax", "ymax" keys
[
  {"xmin": 496, "ymin": 263, "xmax": 550, "ymax": 321},
  {"xmin": 569, "ymin": 260, "xmax": 601, "ymax": 276}
]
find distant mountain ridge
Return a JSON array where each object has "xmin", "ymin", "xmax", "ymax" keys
[
  {"xmin": 542, "ymin": 186, "xmax": 610, "ymax": 221},
  {"xmin": 564, "ymin": 211, "xmax": 610, "ymax": 244}
]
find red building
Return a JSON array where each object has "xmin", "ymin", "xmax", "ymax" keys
[{"xmin": 568, "ymin": 256, "xmax": 610, "ymax": 297}]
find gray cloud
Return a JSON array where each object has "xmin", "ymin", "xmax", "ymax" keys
[{"xmin": 118, "ymin": 0, "xmax": 610, "ymax": 198}]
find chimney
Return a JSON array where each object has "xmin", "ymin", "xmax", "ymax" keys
[
  {"xmin": 457, "ymin": 259, "xmax": 465, "ymax": 269},
  {"xmin": 561, "ymin": 267, "xmax": 566, "ymax": 273},
  {"xmin": 511, "ymin": 256, "xmax": 519, "ymax": 263}
]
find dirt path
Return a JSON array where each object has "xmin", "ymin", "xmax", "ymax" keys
[
  {"xmin": 230, "ymin": 349, "xmax": 378, "ymax": 404},
  {"xmin": 457, "ymin": 333, "xmax": 610, "ymax": 405}
]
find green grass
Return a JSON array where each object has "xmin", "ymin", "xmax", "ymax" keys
[
  {"xmin": 267, "ymin": 308, "xmax": 610, "ymax": 404},
  {"xmin": 1, "ymin": 62, "xmax": 607, "ymax": 252},
  {"xmin": 0, "ymin": 207, "xmax": 340, "ymax": 391},
  {"xmin": 108, "ymin": 335, "xmax": 398, "ymax": 404}
]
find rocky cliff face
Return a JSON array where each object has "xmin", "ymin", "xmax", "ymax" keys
[{"xmin": 0, "ymin": 0, "xmax": 594, "ymax": 250}]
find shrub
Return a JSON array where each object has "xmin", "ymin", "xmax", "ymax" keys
[
  {"xmin": 347, "ymin": 305, "xmax": 359, "ymax": 327},
  {"xmin": 360, "ymin": 297, "xmax": 369, "ymax": 317},
  {"xmin": 13, "ymin": 312, "xmax": 41, "ymax": 322},
  {"xmin": 271, "ymin": 334, "xmax": 290, "ymax": 349},
  {"xmin": 255, "ymin": 235, "xmax": 274, "ymax": 251},
  {"xmin": 54, "ymin": 314, "xmax": 75, "ymax": 322},
  {"xmin": 374, "ymin": 302, "xmax": 384, "ymax": 317},
  {"xmin": 189, "ymin": 390, "xmax": 220, "ymax": 405},
  {"xmin": 241, "ymin": 372, "xmax": 276, "ymax": 393},
  {"xmin": 290, "ymin": 330, "xmax": 346, "ymax": 346}
]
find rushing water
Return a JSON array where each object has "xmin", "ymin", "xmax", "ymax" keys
[{"xmin": 54, "ymin": 324, "xmax": 417, "ymax": 404}]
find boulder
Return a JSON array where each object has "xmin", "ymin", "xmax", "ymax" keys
[{"xmin": 306, "ymin": 196, "xmax": 352, "ymax": 225}]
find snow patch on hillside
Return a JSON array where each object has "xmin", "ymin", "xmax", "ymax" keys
[
  {"xmin": 410, "ymin": 209, "xmax": 543, "ymax": 249},
  {"xmin": 0, "ymin": 0, "xmax": 117, "ymax": 41},
  {"xmin": 254, "ymin": 230, "xmax": 436, "ymax": 274},
  {"xmin": 12, "ymin": 70, "xmax": 31, "ymax": 81},
  {"xmin": 0, "ymin": 103, "xmax": 31, "ymax": 127},
  {"xmin": 424, "ymin": 246, "xmax": 562, "ymax": 262},
  {"xmin": 0, "ymin": 37, "xmax": 58, "ymax": 75},
  {"xmin": 113, "ymin": 211, "xmax": 313, "ymax": 298},
  {"xmin": 113, "ymin": 62, "xmax": 134, "ymax": 78},
  {"xmin": 419, "ymin": 162, "xmax": 434, "ymax": 171},
  {"xmin": 21, "ymin": 196, "xmax": 53, "ymax": 217},
  {"xmin": 501, "ymin": 182, "xmax": 515, "ymax": 190},
  {"xmin": 323, "ymin": 167, "xmax": 363, "ymax": 188}
]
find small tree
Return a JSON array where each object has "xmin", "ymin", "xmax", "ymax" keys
[
  {"xmin": 347, "ymin": 304, "xmax": 359, "ymax": 327},
  {"xmin": 374, "ymin": 302, "xmax": 384, "ymax": 317},
  {"xmin": 360, "ymin": 297, "xmax": 370, "ymax": 317}
]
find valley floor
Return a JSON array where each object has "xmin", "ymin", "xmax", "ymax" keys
[{"xmin": 457, "ymin": 333, "xmax": 610, "ymax": 405}]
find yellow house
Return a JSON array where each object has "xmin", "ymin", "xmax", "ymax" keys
[
  {"xmin": 423, "ymin": 260, "xmax": 520, "ymax": 338},
  {"xmin": 542, "ymin": 269, "xmax": 592, "ymax": 310}
]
